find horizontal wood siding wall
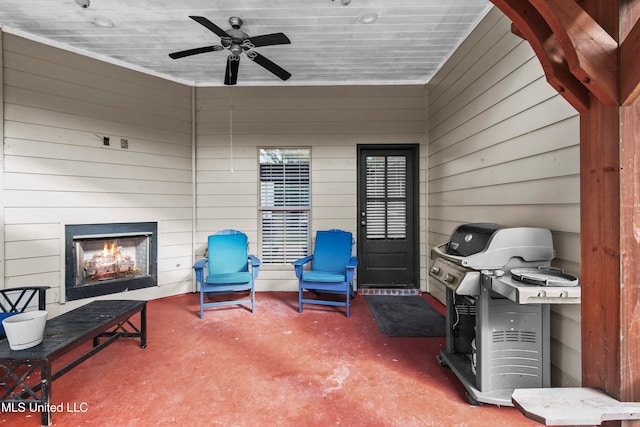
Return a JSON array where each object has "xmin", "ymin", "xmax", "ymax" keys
[
  {"xmin": 0, "ymin": 33, "xmax": 4, "ymax": 285},
  {"xmin": 2, "ymin": 34, "xmax": 193, "ymax": 315},
  {"xmin": 195, "ymin": 86, "xmax": 426, "ymax": 291},
  {"xmin": 427, "ymin": 8, "xmax": 581, "ymax": 386}
]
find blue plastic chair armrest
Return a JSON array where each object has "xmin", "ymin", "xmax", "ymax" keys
[
  {"xmin": 249, "ymin": 255, "xmax": 261, "ymax": 268},
  {"xmin": 292, "ymin": 255, "xmax": 314, "ymax": 279},
  {"xmin": 193, "ymin": 258, "xmax": 208, "ymax": 269},
  {"xmin": 292, "ymin": 255, "xmax": 314, "ymax": 266},
  {"xmin": 249, "ymin": 255, "xmax": 261, "ymax": 279},
  {"xmin": 193, "ymin": 258, "xmax": 208, "ymax": 284}
]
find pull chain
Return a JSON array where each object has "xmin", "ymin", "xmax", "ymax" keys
[{"xmin": 228, "ymin": 87, "xmax": 234, "ymax": 173}]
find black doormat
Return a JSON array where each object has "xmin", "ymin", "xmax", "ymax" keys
[{"xmin": 365, "ymin": 295, "xmax": 446, "ymax": 337}]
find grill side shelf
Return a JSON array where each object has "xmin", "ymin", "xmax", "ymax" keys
[{"xmin": 490, "ymin": 273, "xmax": 581, "ymax": 304}]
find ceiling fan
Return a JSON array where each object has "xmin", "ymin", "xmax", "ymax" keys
[{"xmin": 169, "ymin": 16, "xmax": 292, "ymax": 85}]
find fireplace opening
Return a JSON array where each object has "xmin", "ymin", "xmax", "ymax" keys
[{"xmin": 65, "ymin": 222, "xmax": 157, "ymax": 301}]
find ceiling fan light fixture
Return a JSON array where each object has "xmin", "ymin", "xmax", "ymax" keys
[
  {"xmin": 229, "ymin": 44, "xmax": 243, "ymax": 56},
  {"xmin": 358, "ymin": 11, "xmax": 378, "ymax": 24},
  {"xmin": 74, "ymin": 0, "xmax": 90, "ymax": 8}
]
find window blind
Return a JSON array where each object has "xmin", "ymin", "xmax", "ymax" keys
[
  {"xmin": 259, "ymin": 148, "xmax": 310, "ymax": 263},
  {"xmin": 365, "ymin": 155, "xmax": 407, "ymax": 240}
]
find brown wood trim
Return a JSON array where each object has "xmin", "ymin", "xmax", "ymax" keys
[
  {"xmin": 492, "ymin": 0, "xmax": 589, "ymax": 112},
  {"xmin": 620, "ymin": 20, "xmax": 640, "ymax": 106},
  {"xmin": 530, "ymin": 0, "xmax": 618, "ymax": 105}
]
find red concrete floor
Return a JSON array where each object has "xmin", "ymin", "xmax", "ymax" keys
[{"xmin": 0, "ymin": 292, "xmax": 540, "ymax": 427}]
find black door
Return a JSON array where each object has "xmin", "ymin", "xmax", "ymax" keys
[{"xmin": 357, "ymin": 145, "xmax": 418, "ymax": 288}]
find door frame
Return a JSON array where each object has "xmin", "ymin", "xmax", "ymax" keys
[{"xmin": 356, "ymin": 144, "xmax": 420, "ymax": 289}]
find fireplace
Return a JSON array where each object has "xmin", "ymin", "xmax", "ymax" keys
[{"xmin": 65, "ymin": 222, "xmax": 158, "ymax": 301}]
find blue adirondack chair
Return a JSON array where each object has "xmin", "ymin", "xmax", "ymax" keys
[
  {"xmin": 192, "ymin": 230, "xmax": 260, "ymax": 318},
  {"xmin": 292, "ymin": 229, "xmax": 357, "ymax": 317}
]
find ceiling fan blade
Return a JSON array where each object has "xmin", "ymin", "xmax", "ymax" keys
[
  {"xmin": 168, "ymin": 45, "xmax": 223, "ymax": 59},
  {"xmin": 247, "ymin": 51, "xmax": 291, "ymax": 81},
  {"xmin": 247, "ymin": 33, "xmax": 291, "ymax": 48},
  {"xmin": 224, "ymin": 55, "xmax": 240, "ymax": 86},
  {"xmin": 189, "ymin": 16, "xmax": 231, "ymax": 39}
]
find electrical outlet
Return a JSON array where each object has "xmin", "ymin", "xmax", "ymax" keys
[
  {"xmin": 103, "ymin": 136, "xmax": 110, "ymax": 146},
  {"xmin": 121, "ymin": 138, "xmax": 128, "ymax": 149}
]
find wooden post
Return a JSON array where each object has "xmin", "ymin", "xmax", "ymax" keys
[
  {"xmin": 618, "ymin": 98, "xmax": 640, "ymax": 404},
  {"xmin": 580, "ymin": 97, "xmax": 622, "ymax": 395}
]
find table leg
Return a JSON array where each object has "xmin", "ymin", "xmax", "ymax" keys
[
  {"xmin": 140, "ymin": 303, "xmax": 147, "ymax": 349},
  {"xmin": 0, "ymin": 359, "xmax": 52, "ymax": 426},
  {"xmin": 40, "ymin": 362, "xmax": 52, "ymax": 426}
]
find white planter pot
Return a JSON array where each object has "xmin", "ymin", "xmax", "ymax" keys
[{"xmin": 3, "ymin": 310, "xmax": 48, "ymax": 350}]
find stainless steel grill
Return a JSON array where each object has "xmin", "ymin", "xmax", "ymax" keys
[
  {"xmin": 430, "ymin": 223, "xmax": 580, "ymax": 406},
  {"xmin": 429, "ymin": 223, "xmax": 555, "ymax": 295}
]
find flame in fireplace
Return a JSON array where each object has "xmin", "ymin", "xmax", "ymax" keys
[
  {"xmin": 103, "ymin": 241, "xmax": 118, "ymax": 257},
  {"xmin": 83, "ymin": 240, "xmax": 136, "ymax": 281}
]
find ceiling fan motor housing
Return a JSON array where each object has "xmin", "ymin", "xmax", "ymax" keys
[{"xmin": 226, "ymin": 29, "xmax": 250, "ymax": 44}]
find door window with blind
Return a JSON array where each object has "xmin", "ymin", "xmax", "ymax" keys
[
  {"xmin": 259, "ymin": 148, "xmax": 310, "ymax": 264},
  {"xmin": 365, "ymin": 155, "xmax": 407, "ymax": 240}
]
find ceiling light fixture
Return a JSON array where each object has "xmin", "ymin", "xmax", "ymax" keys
[
  {"xmin": 74, "ymin": 0, "xmax": 90, "ymax": 8},
  {"xmin": 358, "ymin": 11, "xmax": 378, "ymax": 24},
  {"xmin": 91, "ymin": 15, "xmax": 114, "ymax": 28}
]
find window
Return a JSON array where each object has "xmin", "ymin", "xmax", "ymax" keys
[
  {"xmin": 365, "ymin": 155, "xmax": 407, "ymax": 240},
  {"xmin": 259, "ymin": 148, "xmax": 310, "ymax": 263}
]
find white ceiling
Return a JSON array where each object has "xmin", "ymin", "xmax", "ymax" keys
[{"xmin": 0, "ymin": 0, "xmax": 492, "ymax": 87}]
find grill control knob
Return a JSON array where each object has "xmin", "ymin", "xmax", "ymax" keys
[
  {"xmin": 444, "ymin": 273, "xmax": 455, "ymax": 284},
  {"xmin": 430, "ymin": 266, "xmax": 441, "ymax": 275}
]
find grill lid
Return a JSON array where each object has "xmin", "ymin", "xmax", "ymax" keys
[
  {"xmin": 445, "ymin": 223, "xmax": 502, "ymax": 257},
  {"xmin": 432, "ymin": 223, "xmax": 555, "ymax": 270}
]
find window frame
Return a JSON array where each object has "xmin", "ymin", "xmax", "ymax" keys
[{"xmin": 258, "ymin": 147, "xmax": 311, "ymax": 265}]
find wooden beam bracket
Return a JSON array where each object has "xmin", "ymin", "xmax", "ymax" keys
[
  {"xmin": 492, "ymin": 0, "xmax": 590, "ymax": 112},
  {"xmin": 530, "ymin": 0, "xmax": 618, "ymax": 105}
]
